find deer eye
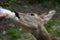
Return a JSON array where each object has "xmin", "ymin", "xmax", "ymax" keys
[{"xmin": 30, "ymin": 13, "xmax": 34, "ymax": 16}]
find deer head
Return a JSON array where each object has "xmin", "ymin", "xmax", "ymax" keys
[{"xmin": 13, "ymin": 10, "xmax": 57, "ymax": 40}]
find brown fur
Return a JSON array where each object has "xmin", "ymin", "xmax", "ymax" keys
[{"xmin": 15, "ymin": 10, "xmax": 57, "ymax": 40}]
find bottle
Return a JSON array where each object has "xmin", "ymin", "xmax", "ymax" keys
[{"xmin": 0, "ymin": 7, "xmax": 15, "ymax": 19}]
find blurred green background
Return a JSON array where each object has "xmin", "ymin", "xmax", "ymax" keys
[{"xmin": 0, "ymin": 0, "xmax": 60, "ymax": 40}]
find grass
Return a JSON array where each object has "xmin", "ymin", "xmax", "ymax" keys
[
  {"xmin": 7, "ymin": 28, "xmax": 36, "ymax": 40},
  {"xmin": 46, "ymin": 19, "xmax": 60, "ymax": 37},
  {"xmin": 6, "ymin": 19, "xmax": 60, "ymax": 40}
]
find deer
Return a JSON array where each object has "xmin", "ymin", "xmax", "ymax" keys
[
  {"xmin": 0, "ymin": 7, "xmax": 58, "ymax": 40},
  {"xmin": 13, "ymin": 10, "xmax": 58, "ymax": 40}
]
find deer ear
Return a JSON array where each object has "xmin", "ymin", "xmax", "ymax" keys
[{"xmin": 48, "ymin": 10, "xmax": 56, "ymax": 15}]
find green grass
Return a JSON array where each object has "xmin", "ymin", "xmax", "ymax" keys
[
  {"xmin": 46, "ymin": 19, "xmax": 60, "ymax": 37},
  {"xmin": 7, "ymin": 28, "xmax": 21, "ymax": 40},
  {"xmin": 7, "ymin": 28, "xmax": 36, "ymax": 40},
  {"xmin": 6, "ymin": 19, "xmax": 60, "ymax": 40}
]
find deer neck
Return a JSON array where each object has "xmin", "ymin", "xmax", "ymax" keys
[{"xmin": 30, "ymin": 25, "xmax": 57, "ymax": 40}]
